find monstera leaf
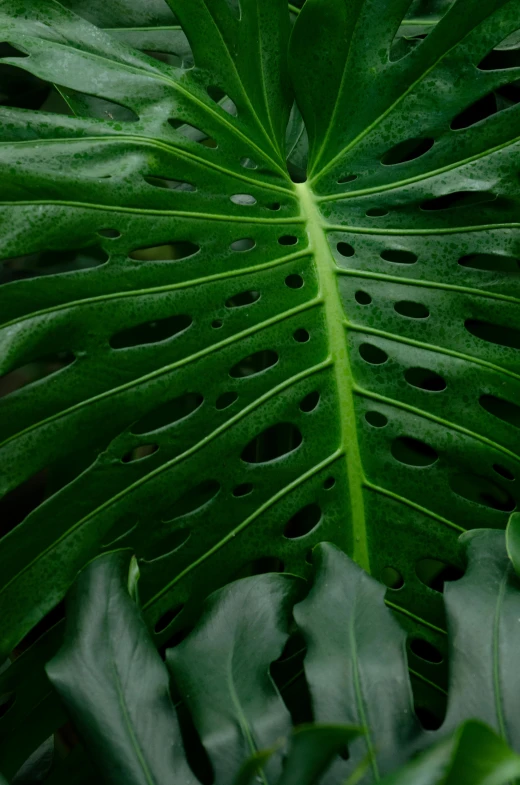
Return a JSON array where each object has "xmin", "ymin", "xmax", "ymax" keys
[
  {"xmin": 42, "ymin": 535, "xmax": 520, "ymax": 785},
  {"xmin": 0, "ymin": 0, "xmax": 520, "ymax": 775}
]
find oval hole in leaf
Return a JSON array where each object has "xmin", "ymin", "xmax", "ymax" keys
[
  {"xmin": 144, "ymin": 176, "xmax": 196, "ymax": 192},
  {"xmin": 410, "ymin": 638, "xmax": 443, "ymax": 664},
  {"xmin": 164, "ymin": 480, "xmax": 221, "ymax": 521},
  {"xmin": 0, "ymin": 352, "xmax": 75, "ymax": 399},
  {"xmin": 240, "ymin": 156, "xmax": 257, "ymax": 169},
  {"xmin": 284, "ymin": 503, "xmax": 322, "ymax": 539},
  {"xmin": 110, "ymin": 314, "xmax": 192, "ymax": 349},
  {"xmin": 230, "ymin": 238, "xmax": 255, "ymax": 251},
  {"xmin": 230, "ymin": 193, "xmax": 256, "ymax": 205},
  {"xmin": 144, "ymin": 529, "xmax": 190, "ymax": 562},
  {"xmin": 300, "ymin": 390, "xmax": 320, "ymax": 412},
  {"xmin": 122, "ymin": 444, "xmax": 158, "ymax": 463},
  {"xmin": 359, "ymin": 343, "xmax": 388, "ymax": 365},
  {"xmin": 337, "ymin": 241, "xmax": 355, "ymax": 257},
  {"xmin": 241, "ymin": 423, "xmax": 302, "ymax": 464},
  {"xmin": 355, "ymin": 291, "xmax": 372, "ymax": 305},
  {"xmin": 0, "ymin": 246, "xmax": 108, "ymax": 283},
  {"xmin": 465, "ymin": 319, "xmax": 520, "ymax": 349},
  {"xmin": 480, "ymin": 394, "xmax": 520, "ymax": 427},
  {"xmin": 267, "ymin": 202, "xmax": 281, "ymax": 211},
  {"xmin": 233, "ymin": 483, "xmax": 253, "ymax": 497},
  {"xmin": 129, "ymin": 241, "xmax": 199, "ymax": 261},
  {"xmin": 230, "ymin": 349, "xmax": 278, "ymax": 378},
  {"xmin": 380, "ymin": 249, "xmax": 417, "ymax": 265},
  {"xmin": 451, "ymin": 92, "xmax": 498, "ymax": 129},
  {"xmin": 494, "ymin": 463, "xmax": 515, "ymax": 481},
  {"xmin": 212, "ymin": 319, "xmax": 223, "ymax": 329},
  {"xmin": 337, "ymin": 174, "xmax": 357, "ymax": 183},
  {"xmin": 155, "ymin": 603, "xmax": 184, "ymax": 634},
  {"xmin": 0, "ymin": 468, "xmax": 48, "ymax": 538},
  {"xmin": 381, "ymin": 137, "xmax": 434, "ymax": 165},
  {"xmin": 323, "ymin": 476, "xmax": 336, "ymax": 490},
  {"xmin": 392, "ymin": 437, "xmax": 438, "ymax": 467},
  {"xmin": 206, "ymin": 85, "xmax": 237, "ymax": 115},
  {"xmin": 416, "ymin": 558, "xmax": 464, "ymax": 592},
  {"xmin": 450, "ymin": 473, "xmax": 515, "ymax": 511},
  {"xmin": 365, "ymin": 411, "xmax": 388, "ymax": 427},
  {"xmin": 132, "ymin": 392, "xmax": 203, "ymax": 434},
  {"xmin": 420, "ymin": 191, "xmax": 496, "ymax": 211},
  {"xmin": 279, "ymin": 235, "xmax": 298, "ymax": 246},
  {"xmin": 458, "ymin": 253, "xmax": 520, "ymax": 272},
  {"xmin": 366, "ymin": 208, "xmax": 388, "ymax": 217},
  {"xmin": 405, "ymin": 367, "xmax": 446, "ymax": 391},
  {"xmin": 381, "ymin": 566, "xmax": 404, "ymax": 589},
  {"xmin": 97, "ymin": 228, "xmax": 121, "ymax": 238},
  {"xmin": 394, "ymin": 300, "xmax": 430, "ymax": 319},
  {"xmin": 216, "ymin": 391, "xmax": 238, "ymax": 410},
  {"xmin": 225, "ymin": 290, "xmax": 260, "ymax": 308},
  {"xmin": 0, "ymin": 693, "xmax": 16, "ymax": 720},
  {"xmin": 479, "ymin": 44, "xmax": 520, "ymax": 70},
  {"xmin": 168, "ymin": 119, "xmax": 217, "ymax": 147},
  {"xmin": 285, "ymin": 274, "xmax": 304, "ymax": 288}
]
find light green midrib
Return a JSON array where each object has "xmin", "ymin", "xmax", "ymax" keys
[{"xmin": 296, "ymin": 182, "xmax": 369, "ymax": 572}]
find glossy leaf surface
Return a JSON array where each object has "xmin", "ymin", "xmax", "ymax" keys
[{"xmin": 1, "ymin": 0, "xmax": 520, "ymax": 773}]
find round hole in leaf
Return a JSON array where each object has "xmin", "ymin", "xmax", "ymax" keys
[
  {"xmin": 337, "ymin": 241, "xmax": 355, "ymax": 257},
  {"xmin": 394, "ymin": 300, "xmax": 430, "ymax": 319},
  {"xmin": 410, "ymin": 638, "xmax": 443, "ymax": 664},
  {"xmin": 241, "ymin": 423, "xmax": 302, "ymax": 463},
  {"xmin": 279, "ymin": 235, "xmax": 298, "ymax": 246},
  {"xmin": 267, "ymin": 202, "xmax": 281, "ymax": 211},
  {"xmin": 155, "ymin": 603, "xmax": 184, "ymax": 634},
  {"xmin": 365, "ymin": 411, "xmax": 388, "ymax": 428},
  {"xmin": 366, "ymin": 208, "xmax": 388, "ymax": 217},
  {"xmin": 216, "ymin": 391, "xmax": 238, "ymax": 410},
  {"xmin": 493, "ymin": 463, "xmax": 515, "ymax": 481},
  {"xmin": 285, "ymin": 274, "xmax": 304, "ymax": 289},
  {"xmin": 212, "ymin": 319, "xmax": 223, "ymax": 329},
  {"xmin": 230, "ymin": 238, "xmax": 255, "ymax": 252},
  {"xmin": 233, "ymin": 483, "xmax": 253, "ymax": 497},
  {"xmin": 293, "ymin": 328, "xmax": 310, "ymax": 343},
  {"xmin": 392, "ymin": 436, "xmax": 438, "ymax": 467},
  {"xmin": 416, "ymin": 558, "xmax": 464, "ymax": 592},
  {"xmin": 323, "ymin": 476, "xmax": 336, "ymax": 490},
  {"xmin": 300, "ymin": 390, "xmax": 320, "ymax": 412},
  {"xmin": 355, "ymin": 291, "xmax": 372, "ymax": 305},
  {"xmin": 381, "ymin": 566, "xmax": 404, "ymax": 589},
  {"xmin": 405, "ymin": 367, "xmax": 446, "ymax": 392},
  {"xmin": 284, "ymin": 503, "xmax": 322, "ymax": 539},
  {"xmin": 380, "ymin": 249, "xmax": 417, "ymax": 265},
  {"xmin": 359, "ymin": 343, "xmax": 388, "ymax": 365}
]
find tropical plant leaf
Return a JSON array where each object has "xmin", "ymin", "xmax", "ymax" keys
[
  {"xmin": 378, "ymin": 720, "xmax": 520, "ymax": 785},
  {"xmin": 294, "ymin": 543, "xmax": 422, "ymax": 782},
  {"xmin": 1, "ymin": 0, "xmax": 520, "ymax": 772},
  {"xmin": 166, "ymin": 572, "xmax": 301, "ymax": 784},
  {"xmin": 506, "ymin": 511, "xmax": 520, "ymax": 576},
  {"xmin": 45, "ymin": 551, "xmax": 196, "ymax": 785}
]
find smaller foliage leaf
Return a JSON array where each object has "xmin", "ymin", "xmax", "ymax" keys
[
  {"xmin": 442, "ymin": 529, "xmax": 520, "ymax": 751},
  {"xmin": 506, "ymin": 512, "xmax": 520, "ymax": 578},
  {"xmin": 294, "ymin": 543, "xmax": 421, "ymax": 783},
  {"xmin": 45, "ymin": 551, "xmax": 195, "ymax": 785},
  {"xmin": 379, "ymin": 721, "xmax": 520, "ymax": 785},
  {"xmin": 166, "ymin": 573, "xmax": 302, "ymax": 785},
  {"xmin": 277, "ymin": 724, "xmax": 362, "ymax": 785}
]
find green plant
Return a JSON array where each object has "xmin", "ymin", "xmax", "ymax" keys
[{"xmin": 0, "ymin": 0, "xmax": 519, "ymax": 780}]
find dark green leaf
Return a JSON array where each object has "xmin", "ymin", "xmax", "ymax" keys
[
  {"xmin": 167, "ymin": 573, "xmax": 301, "ymax": 784},
  {"xmin": 277, "ymin": 724, "xmax": 361, "ymax": 785},
  {"xmin": 45, "ymin": 552, "xmax": 195, "ymax": 785},
  {"xmin": 506, "ymin": 512, "xmax": 520, "ymax": 577}
]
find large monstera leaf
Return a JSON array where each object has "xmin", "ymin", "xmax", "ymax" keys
[{"xmin": 1, "ymin": 0, "xmax": 520, "ymax": 772}]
